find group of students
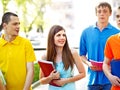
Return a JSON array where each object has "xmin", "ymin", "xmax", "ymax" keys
[{"xmin": 0, "ymin": 1, "xmax": 120, "ymax": 90}]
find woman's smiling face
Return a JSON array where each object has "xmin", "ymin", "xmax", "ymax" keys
[{"xmin": 54, "ymin": 30, "xmax": 66, "ymax": 48}]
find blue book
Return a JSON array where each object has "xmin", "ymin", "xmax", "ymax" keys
[{"xmin": 111, "ymin": 60, "xmax": 120, "ymax": 78}]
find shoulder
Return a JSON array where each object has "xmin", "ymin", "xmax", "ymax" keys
[
  {"xmin": 17, "ymin": 36, "xmax": 29, "ymax": 41},
  {"xmin": 70, "ymin": 48, "xmax": 78, "ymax": 56},
  {"xmin": 17, "ymin": 36, "xmax": 31, "ymax": 44},
  {"xmin": 108, "ymin": 33, "xmax": 119, "ymax": 41},
  {"xmin": 82, "ymin": 25, "xmax": 95, "ymax": 34},
  {"xmin": 41, "ymin": 51, "xmax": 47, "ymax": 60},
  {"xmin": 109, "ymin": 24, "xmax": 120, "ymax": 32}
]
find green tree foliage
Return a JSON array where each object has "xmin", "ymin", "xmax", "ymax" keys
[
  {"xmin": 1, "ymin": 0, "xmax": 9, "ymax": 13},
  {"xmin": 33, "ymin": 63, "xmax": 40, "ymax": 83},
  {"xmin": 0, "ymin": 0, "xmax": 51, "ymax": 36}
]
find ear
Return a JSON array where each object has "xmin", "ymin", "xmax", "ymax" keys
[
  {"xmin": 2, "ymin": 23, "xmax": 7, "ymax": 29},
  {"xmin": 109, "ymin": 12, "xmax": 112, "ymax": 16}
]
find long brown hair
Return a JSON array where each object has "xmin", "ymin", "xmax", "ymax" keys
[{"xmin": 47, "ymin": 25, "xmax": 74, "ymax": 70}]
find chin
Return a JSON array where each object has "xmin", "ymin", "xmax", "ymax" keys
[
  {"xmin": 13, "ymin": 34, "xmax": 18, "ymax": 37},
  {"xmin": 15, "ymin": 33, "xmax": 19, "ymax": 36}
]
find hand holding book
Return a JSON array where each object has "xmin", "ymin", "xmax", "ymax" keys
[
  {"xmin": 38, "ymin": 60, "xmax": 61, "ymax": 87},
  {"xmin": 90, "ymin": 60, "xmax": 103, "ymax": 71},
  {"xmin": 49, "ymin": 70, "xmax": 60, "ymax": 80}
]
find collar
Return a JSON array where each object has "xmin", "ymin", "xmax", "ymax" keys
[
  {"xmin": 93, "ymin": 22, "xmax": 112, "ymax": 30},
  {"xmin": 0, "ymin": 34, "xmax": 20, "ymax": 46}
]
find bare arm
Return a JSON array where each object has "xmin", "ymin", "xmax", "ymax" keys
[
  {"xmin": 54, "ymin": 49, "xmax": 86, "ymax": 86},
  {"xmin": 68, "ymin": 49, "xmax": 86, "ymax": 81},
  {"xmin": 81, "ymin": 55, "xmax": 102, "ymax": 71},
  {"xmin": 80, "ymin": 55, "xmax": 91, "ymax": 66},
  {"xmin": 0, "ymin": 80, "xmax": 6, "ymax": 90},
  {"xmin": 103, "ymin": 56, "xmax": 120, "ymax": 86},
  {"xmin": 39, "ymin": 69, "xmax": 60, "ymax": 84},
  {"xmin": 23, "ymin": 62, "xmax": 34, "ymax": 90}
]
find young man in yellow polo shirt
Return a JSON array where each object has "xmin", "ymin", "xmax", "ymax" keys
[{"xmin": 0, "ymin": 12, "xmax": 36, "ymax": 90}]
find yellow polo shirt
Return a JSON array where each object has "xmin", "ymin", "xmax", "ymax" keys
[{"xmin": 0, "ymin": 35, "xmax": 36, "ymax": 90}]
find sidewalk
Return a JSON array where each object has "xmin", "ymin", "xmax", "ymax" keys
[{"xmin": 33, "ymin": 64, "xmax": 88, "ymax": 90}]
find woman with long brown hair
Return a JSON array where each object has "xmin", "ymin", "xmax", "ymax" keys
[{"xmin": 39, "ymin": 25, "xmax": 85, "ymax": 90}]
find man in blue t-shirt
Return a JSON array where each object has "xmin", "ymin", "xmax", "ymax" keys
[{"xmin": 79, "ymin": 2, "xmax": 119, "ymax": 90}]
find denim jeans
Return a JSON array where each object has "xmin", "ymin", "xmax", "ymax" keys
[{"xmin": 88, "ymin": 84, "xmax": 111, "ymax": 90}]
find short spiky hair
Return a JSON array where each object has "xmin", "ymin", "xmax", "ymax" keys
[
  {"xmin": 95, "ymin": 2, "xmax": 112, "ymax": 13},
  {"xmin": 0, "ymin": 12, "xmax": 18, "ymax": 31}
]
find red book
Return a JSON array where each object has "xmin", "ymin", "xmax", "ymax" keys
[
  {"xmin": 38, "ymin": 60, "xmax": 61, "ymax": 87},
  {"xmin": 90, "ymin": 60, "xmax": 103, "ymax": 71}
]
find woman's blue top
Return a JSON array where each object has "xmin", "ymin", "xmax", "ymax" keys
[{"xmin": 49, "ymin": 61, "xmax": 76, "ymax": 90}]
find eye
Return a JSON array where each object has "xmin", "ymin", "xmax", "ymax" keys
[
  {"xmin": 103, "ymin": 10, "xmax": 107, "ymax": 13},
  {"xmin": 56, "ymin": 34, "xmax": 61, "ymax": 37},
  {"xmin": 97, "ymin": 10, "xmax": 101, "ymax": 14},
  {"xmin": 63, "ymin": 34, "xmax": 66, "ymax": 37},
  {"xmin": 13, "ymin": 22, "xmax": 20, "ymax": 25},
  {"xmin": 116, "ymin": 15, "xmax": 120, "ymax": 18}
]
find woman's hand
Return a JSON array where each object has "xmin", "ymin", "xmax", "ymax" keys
[
  {"xmin": 52, "ymin": 78, "xmax": 67, "ymax": 86},
  {"xmin": 49, "ymin": 70, "xmax": 60, "ymax": 80}
]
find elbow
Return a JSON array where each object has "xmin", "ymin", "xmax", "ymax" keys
[
  {"xmin": 78, "ymin": 72, "xmax": 86, "ymax": 80},
  {"xmin": 82, "ymin": 72, "xmax": 86, "ymax": 78},
  {"xmin": 80, "ymin": 70, "xmax": 86, "ymax": 79}
]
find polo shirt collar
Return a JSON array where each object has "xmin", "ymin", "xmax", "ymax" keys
[
  {"xmin": 93, "ymin": 22, "xmax": 112, "ymax": 30},
  {"xmin": 0, "ymin": 35, "xmax": 20, "ymax": 46}
]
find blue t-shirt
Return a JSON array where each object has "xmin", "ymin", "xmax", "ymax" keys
[
  {"xmin": 79, "ymin": 23, "xmax": 119, "ymax": 85},
  {"xmin": 49, "ymin": 61, "xmax": 75, "ymax": 90}
]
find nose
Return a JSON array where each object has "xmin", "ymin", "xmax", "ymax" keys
[{"xmin": 60, "ymin": 35, "xmax": 65, "ymax": 39}]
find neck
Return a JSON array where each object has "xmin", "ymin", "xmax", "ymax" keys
[
  {"xmin": 56, "ymin": 49, "xmax": 62, "ymax": 62},
  {"xmin": 117, "ymin": 25, "xmax": 120, "ymax": 29},
  {"xmin": 4, "ymin": 35, "xmax": 16, "ymax": 42},
  {"xmin": 97, "ymin": 22, "xmax": 108, "ymax": 31}
]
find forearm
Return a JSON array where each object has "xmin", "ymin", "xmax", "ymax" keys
[
  {"xmin": 80, "ymin": 56, "xmax": 90, "ymax": 66},
  {"xmin": 0, "ymin": 80, "xmax": 6, "ymax": 90},
  {"xmin": 40, "ymin": 75, "xmax": 53, "ymax": 84},
  {"xmin": 63, "ymin": 73, "xmax": 85, "ymax": 84},
  {"xmin": 23, "ymin": 63, "xmax": 34, "ymax": 90},
  {"xmin": 23, "ymin": 70, "xmax": 34, "ymax": 90},
  {"xmin": 40, "ymin": 69, "xmax": 60, "ymax": 85},
  {"xmin": 103, "ymin": 63, "xmax": 111, "ymax": 78}
]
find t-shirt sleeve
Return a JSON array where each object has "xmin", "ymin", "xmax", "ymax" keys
[
  {"xmin": 79, "ymin": 31, "xmax": 87, "ymax": 56},
  {"xmin": 25, "ymin": 39, "xmax": 36, "ymax": 62},
  {"xmin": 104, "ymin": 38, "xmax": 113, "ymax": 60}
]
